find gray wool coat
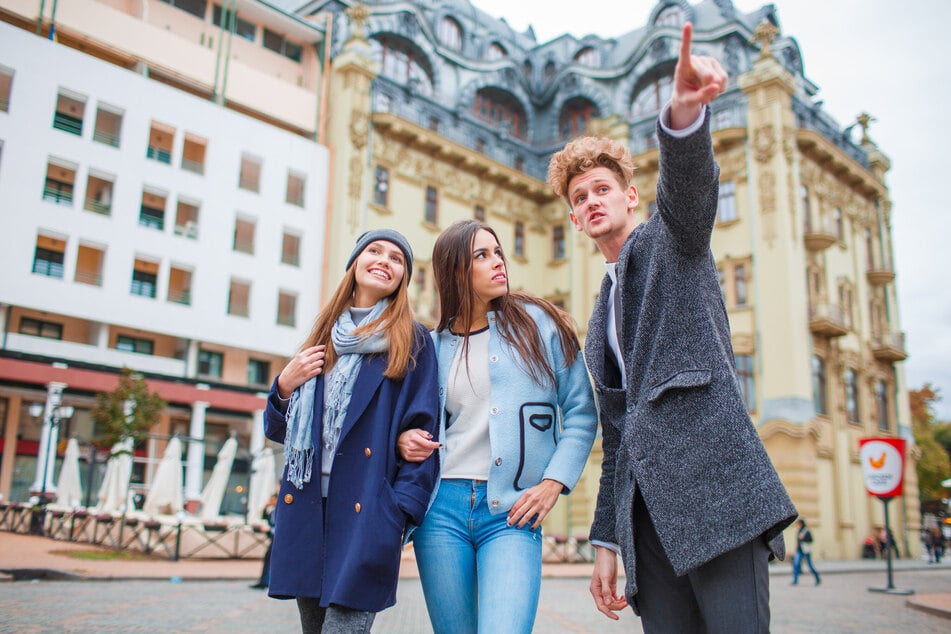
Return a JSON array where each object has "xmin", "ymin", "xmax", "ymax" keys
[{"xmin": 585, "ymin": 111, "xmax": 797, "ymax": 606}]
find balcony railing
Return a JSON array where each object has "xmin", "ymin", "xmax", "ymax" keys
[
  {"xmin": 0, "ymin": 98, "xmax": 9, "ymax": 112},
  {"xmin": 281, "ymin": 253, "xmax": 300, "ymax": 266},
  {"xmin": 277, "ymin": 312, "xmax": 295, "ymax": 327},
  {"xmin": 181, "ymin": 158, "xmax": 205, "ymax": 175},
  {"xmin": 139, "ymin": 206, "xmax": 165, "ymax": 230},
  {"xmin": 146, "ymin": 145, "xmax": 172, "ymax": 164},
  {"xmin": 871, "ymin": 331, "xmax": 907, "ymax": 362},
  {"xmin": 809, "ymin": 302, "xmax": 848, "ymax": 338},
  {"xmin": 130, "ymin": 279, "xmax": 157, "ymax": 298},
  {"xmin": 53, "ymin": 112, "xmax": 83, "ymax": 136},
  {"xmin": 866, "ymin": 253, "xmax": 895, "ymax": 286},
  {"xmin": 74, "ymin": 270, "xmax": 103, "ymax": 286},
  {"xmin": 84, "ymin": 198, "xmax": 112, "ymax": 216},
  {"xmin": 803, "ymin": 217, "xmax": 840, "ymax": 252},
  {"xmin": 238, "ymin": 177, "xmax": 260, "ymax": 192},
  {"xmin": 42, "ymin": 182, "xmax": 74, "ymax": 205},
  {"xmin": 32, "ymin": 259, "xmax": 64, "ymax": 279},
  {"xmin": 93, "ymin": 129, "xmax": 120, "ymax": 147},
  {"xmin": 228, "ymin": 303, "xmax": 250, "ymax": 317},
  {"xmin": 234, "ymin": 239, "xmax": 254, "ymax": 254},
  {"xmin": 174, "ymin": 223, "xmax": 199, "ymax": 239},
  {"xmin": 168, "ymin": 289, "xmax": 192, "ymax": 305}
]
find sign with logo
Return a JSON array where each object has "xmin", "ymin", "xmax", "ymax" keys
[{"xmin": 859, "ymin": 438, "xmax": 906, "ymax": 498}]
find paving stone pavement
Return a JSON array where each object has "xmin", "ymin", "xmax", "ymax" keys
[{"xmin": 2, "ymin": 532, "xmax": 951, "ymax": 632}]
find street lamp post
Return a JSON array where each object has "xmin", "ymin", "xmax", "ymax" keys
[{"xmin": 29, "ymin": 402, "xmax": 75, "ymax": 536}]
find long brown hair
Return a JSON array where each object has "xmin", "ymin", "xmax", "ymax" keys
[
  {"xmin": 300, "ymin": 250, "xmax": 416, "ymax": 379},
  {"xmin": 432, "ymin": 220, "xmax": 580, "ymax": 386}
]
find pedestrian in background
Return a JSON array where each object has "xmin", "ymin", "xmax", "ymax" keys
[
  {"xmin": 399, "ymin": 219, "xmax": 598, "ymax": 634},
  {"xmin": 792, "ymin": 519, "xmax": 821, "ymax": 585},
  {"xmin": 264, "ymin": 229, "xmax": 439, "ymax": 633}
]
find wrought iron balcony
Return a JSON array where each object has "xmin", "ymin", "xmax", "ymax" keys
[
  {"xmin": 809, "ymin": 302, "xmax": 848, "ymax": 338},
  {"xmin": 871, "ymin": 331, "xmax": 907, "ymax": 362}
]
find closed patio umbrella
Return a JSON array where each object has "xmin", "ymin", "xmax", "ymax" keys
[
  {"xmin": 96, "ymin": 437, "xmax": 134, "ymax": 514},
  {"xmin": 247, "ymin": 446, "xmax": 277, "ymax": 523},
  {"xmin": 200, "ymin": 436, "xmax": 238, "ymax": 521},
  {"xmin": 143, "ymin": 436, "xmax": 184, "ymax": 516},
  {"xmin": 54, "ymin": 438, "xmax": 84, "ymax": 508}
]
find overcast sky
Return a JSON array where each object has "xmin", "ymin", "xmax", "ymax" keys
[{"xmin": 469, "ymin": 0, "xmax": 951, "ymax": 422}]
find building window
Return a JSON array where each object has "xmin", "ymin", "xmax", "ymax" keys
[
  {"xmin": 0, "ymin": 65, "xmax": 12, "ymax": 113},
  {"xmin": 735, "ymin": 354, "xmax": 756, "ymax": 413},
  {"xmin": 473, "ymin": 88, "xmax": 526, "ymax": 138},
  {"xmin": 159, "ymin": 0, "xmax": 207, "ymax": 19},
  {"xmin": 474, "ymin": 205, "xmax": 486, "ymax": 221},
  {"xmin": 372, "ymin": 36, "xmax": 434, "ymax": 97},
  {"xmin": 811, "ymin": 355, "xmax": 827, "ymax": 416},
  {"xmin": 131, "ymin": 259, "xmax": 159, "ymax": 298},
  {"xmin": 116, "ymin": 335, "xmax": 154, "ymax": 355},
  {"xmin": 552, "ymin": 225, "xmax": 566, "ymax": 261},
  {"xmin": 718, "ymin": 181, "xmax": 737, "ymax": 223},
  {"xmin": 514, "ymin": 221, "xmax": 525, "ymax": 258},
  {"xmin": 717, "ymin": 266, "xmax": 726, "ymax": 303},
  {"xmin": 228, "ymin": 279, "xmax": 251, "ymax": 317},
  {"xmin": 486, "ymin": 42, "xmax": 507, "ymax": 61},
  {"xmin": 286, "ymin": 171, "xmax": 305, "ymax": 207},
  {"xmin": 233, "ymin": 217, "xmax": 256, "ymax": 254},
  {"xmin": 32, "ymin": 236, "xmax": 66, "ymax": 279},
  {"xmin": 632, "ymin": 75, "xmax": 673, "ymax": 118},
  {"xmin": 281, "ymin": 231, "xmax": 301, "ymax": 266},
  {"xmin": 734, "ymin": 264, "xmax": 748, "ymax": 306},
  {"xmin": 574, "ymin": 46, "xmax": 599, "ymax": 67},
  {"xmin": 239, "ymin": 154, "xmax": 261, "ymax": 192},
  {"xmin": 833, "ymin": 207, "xmax": 844, "ymax": 241},
  {"xmin": 19, "ymin": 317, "xmax": 63, "ymax": 340},
  {"xmin": 74, "ymin": 243, "xmax": 104, "ymax": 286},
  {"xmin": 559, "ymin": 97, "xmax": 599, "ymax": 138},
  {"xmin": 424, "ymin": 186, "xmax": 439, "ymax": 225},
  {"xmin": 43, "ymin": 161, "xmax": 76, "ymax": 205},
  {"xmin": 248, "ymin": 359, "xmax": 271, "ymax": 386},
  {"xmin": 146, "ymin": 121, "xmax": 174, "ymax": 164},
  {"xmin": 845, "ymin": 368, "xmax": 860, "ymax": 423},
  {"xmin": 212, "ymin": 4, "xmax": 256, "ymax": 41},
  {"xmin": 53, "ymin": 91, "xmax": 85, "ymax": 136},
  {"xmin": 84, "ymin": 173, "xmax": 114, "ymax": 216},
  {"xmin": 875, "ymin": 380, "xmax": 890, "ymax": 432},
  {"xmin": 655, "ymin": 5, "xmax": 684, "ymax": 28},
  {"xmin": 263, "ymin": 29, "xmax": 303, "ymax": 62},
  {"xmin": 174, "ymin": 200, "xmax": 200, "ymax": 239},
  {"xmin": 373, "ymin": 166, "xmax": 389, "ymax": 207},
  {"xmin": 277, "ymin": 291, "xmax": 297, "ymax": 327},
  {"xmin": 437, "ymin": 17, "xmax": 463, "ymax": 51},
  {"xmin": 167, "ymin": 266, "xmax": 192, "ymax": 305},
  {"xmin": 181, "ymin": 134, "xmax": 206, "ymax": 174},
  {"xmin": 198, "ymin": 349, "xmax": 224, "ymax": 378},
  {"xmin": 139, "ymin": 191, "xmax": 167, "ymax": 230},
  {"xmin": 92, "ymin": 105, "xmax": 122, "ymax": 147},
  {"xmin": 801, "ymin": 185, "xmax": 812, "ymax": 231}
]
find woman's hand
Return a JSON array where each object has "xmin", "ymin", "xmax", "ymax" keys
[
  {"xmin": 508, "ymin": 478, "xmax": 564, "ymax": 529},
  {"xmin": 276, "ymin": 345, "xmax": 326, "ymax": 398},
  {"xmin": 397, "ymin": 428, "xmax": 440, "ymax": 462}
]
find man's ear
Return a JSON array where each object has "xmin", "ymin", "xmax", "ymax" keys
[
  {"xmin": 627, "ymin": 185, "xmax": 639, "ymax": 212},
  {"xmin": 569, "ymin": 209, "xmax": 583, "ymax": 231}
]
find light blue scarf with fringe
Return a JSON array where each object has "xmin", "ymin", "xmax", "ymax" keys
[{"xmin": 284, "ymin": 300, "xmax": 389, "ymax": 490}]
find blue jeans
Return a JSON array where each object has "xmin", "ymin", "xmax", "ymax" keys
[
  {"xmin": 413, "ymin": 479, "xmax": 542, "ymax": 634},
  {"xmin": 792, "ymin": 549, "xmax": 820, "ymax": 584}
]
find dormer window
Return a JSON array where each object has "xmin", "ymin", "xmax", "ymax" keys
[
  {"xmin": 656, "ymin": 5, "xmax": 685, "ymax": 28},
  {"xmin": 438, "ymin": 17, "xmax": 463, "ymax": 51}
]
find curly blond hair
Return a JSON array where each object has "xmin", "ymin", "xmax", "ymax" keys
[{"xmin": 547, "ymin": 136, "xmax": 635, "ymax": 203}]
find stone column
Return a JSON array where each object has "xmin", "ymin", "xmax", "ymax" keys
[
  {"xmin": 31, "ymin": 381, "xmax": 67, "ymax": 496},
  {"xmin": 184, "ymin": 400, "xmax": 209, "ymax": 511}
]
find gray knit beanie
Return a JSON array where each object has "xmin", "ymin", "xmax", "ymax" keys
[{"xmin": 346, "ymin": 229, "xmax": 414, "ymax": 281}]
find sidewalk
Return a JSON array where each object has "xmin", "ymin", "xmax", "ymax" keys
[{"xmin": 1, "ymin": 530, "xmax": 948, "ymax": 619}]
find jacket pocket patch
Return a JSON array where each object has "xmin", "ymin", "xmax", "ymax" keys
[{"xmin": 647, "ymin": 369, "xmax": 712, "ymax": 403}]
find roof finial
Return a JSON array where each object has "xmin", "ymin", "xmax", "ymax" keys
[{"xmin": 750, "ymin": 20, "xmax": 779, "ymax": 60}]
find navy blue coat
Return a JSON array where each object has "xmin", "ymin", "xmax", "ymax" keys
[{"xmin": 265, "ymin": 323, "xmax": 439, "ymax": 612}]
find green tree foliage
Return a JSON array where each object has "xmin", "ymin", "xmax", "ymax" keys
[
  {"xmin": 910, "ymin": 385, "xmax": 950, "ymax": 500},
  {"xmin": 92, "ymin": 368, "xmax": 166, "ymax": 450}
]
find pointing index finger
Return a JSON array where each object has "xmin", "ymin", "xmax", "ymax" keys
[{"xmin": 679, "ymin": 22, "xmax": 694, "ymax": 70}]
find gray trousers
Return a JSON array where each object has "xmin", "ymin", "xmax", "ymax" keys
[
  {"xmin": 632, "ymin": 490, "xmax": 771, "ymax": 633},
  {"xmin": 296, "ymin": 598, "xmax": 376, "ymax": 634}
]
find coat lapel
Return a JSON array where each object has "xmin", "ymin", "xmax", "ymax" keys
[{"xmin": 337, "ymin": 354, "xmax": 387, "ymax": 443}]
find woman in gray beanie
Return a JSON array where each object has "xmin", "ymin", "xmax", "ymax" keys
[{"xmin": 263, "ymin": 229, "xmax": 438, "ymax": 633}]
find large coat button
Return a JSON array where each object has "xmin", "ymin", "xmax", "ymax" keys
[
  {"xmin": 283, "ymin": 493, "xmax": 294, "ymax": 505},
  {"xmin": 355, "ymin": 502, "xmax": 362, "ymax": 513},
  {"xmin": 495, "ymin": 457, "xmax": 503, "ymax": 466},
  {"xmin": 365, "ymin": 448, "xmax": 372, "ymax": 457}
]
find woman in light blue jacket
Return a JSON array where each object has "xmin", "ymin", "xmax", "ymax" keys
[{"xmin": 400, "ymin": 219, "xmax": 597, "ymax": 634}]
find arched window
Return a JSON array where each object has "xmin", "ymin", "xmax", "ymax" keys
[
  {"xmin": 544, "ymin": 60, "xmax": 556, "ymax": 79},
  {"xmin": 438, "ymin": 17, "xmax": 463, "ymax": 51},
  {"xmin": 655, "ymin": 5, "xmax": 685, "ymax": 28},
  {"xmin": 371, "ymin": 36, "xmax": 434, "ymax": 97},
  {"xmin": 875, "ymin": 380, "xmax": 890, "ymax": 431},
  {"xmin": 811, "ymin": 355, "xmax": 827, "ymax": 416},
  {"xmin": 574, "ymin": 46, "xmax": 598, "ymax": 67},
  {"xmin": 631, "ymin": 75, "xmax": 673, "ymax": 118},
  {"xmin": 486, "ymin": 42, "xmax": 507, "ymax": 61},
  {"xmin": 559, "ymin": 97, "xmax": 599, "ymax": 137},
  {"xmin": 473, "ymin": 88, "xmax": 526, "ymax": 138}
]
